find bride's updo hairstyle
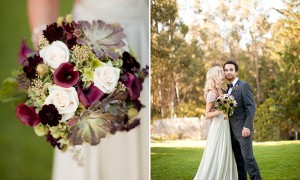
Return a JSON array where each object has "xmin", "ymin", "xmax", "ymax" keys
[{"xmin": 204, "ymin": 66, "xmax": 224, "ymax": 99}]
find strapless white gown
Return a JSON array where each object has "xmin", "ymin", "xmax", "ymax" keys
[
  {"xmin": 51, "ymin": 1, "xmax": 149, "ymax": 180},
  {"xmin": 194, "ymin": 114, "xmax": 238, "ymax": 180}
]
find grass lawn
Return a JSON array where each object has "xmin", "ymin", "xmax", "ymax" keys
[
  {"xmin": 151, "ymin": 141, "xmax": 300, "ymax": 180},
  {"xmin": 0, "ymin": 1, "xmax": 72, "ymax": 179}
]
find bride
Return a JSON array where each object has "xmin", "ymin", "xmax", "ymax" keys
[
  {"xmin": 27, "ymin": 0, "xmax": 149, "ymax": 179},
  {"xmin": 194, "ymin": 66, "xmax": 238, "ymax": 180}
]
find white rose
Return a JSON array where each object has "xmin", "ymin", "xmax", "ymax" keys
[
  {"xmin": 44, "ymin": 85, "xmax": 79, "ymax": 121},
  {"xmin": 39, "ymin": 41, "xmax": 69, "ymax": 69},
  {"xmin": 94, "ymin": 62, "xmax": 120, "ymax": 94}
]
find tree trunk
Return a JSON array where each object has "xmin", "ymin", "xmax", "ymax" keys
[
  {"xmin": 251, "ymin": 33, "xmax": 261, "ymax": 104},
  {"xmin": 295, "ymin": 123, "xmax": 298, "ymax": 140},
  {"xmin": 158, "ymin": 78, "xmax": 166, "ymax": 118},
  {"xmin": 170, "ymin": 74, "xmax": 175, "ymax": 118},
  {"xmin": 254, "ymin": 51, "xmax": 261, "ymax": 103}
]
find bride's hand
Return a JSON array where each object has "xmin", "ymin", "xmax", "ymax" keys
[
  {"xmin": 31, "ymin": 24, "xmax": 47, "ymax": 50},
  {"xmin": 218, "ymin": 111, "xmax": 229, "ymax": 120},
  {"xmin": 224, "ymin": 113, "xmax": 229, "ymax": 120},
  {"xmin": 218, "ymin": 110, "xmax": 224, "ymax": 115}
]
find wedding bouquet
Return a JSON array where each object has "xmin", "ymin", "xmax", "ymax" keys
[
  {"xmin": 0, "ymin": 15, "xmax": 148, "ymax": 151},
  {"xmin": 215, "ymin": 94, "xmax": 237, "ymax": 116}
]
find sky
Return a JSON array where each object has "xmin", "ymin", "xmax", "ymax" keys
[
  {"xmin": 177, "ymin": 0, "xmax": 286, "ymax": 25},
  {"xmin": 176, "ymin": 0, "xmax": 287, "ymax": 49}
]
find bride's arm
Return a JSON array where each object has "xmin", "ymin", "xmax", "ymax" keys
[
  {"xmin": 27, "ymin": 0, "xmax": 60, "ymax": 31},
  {"xmin": 27, "ymin": 0, "xmax": 60, "ymax": 47},
  {"xmin": 205, "ymin": 101, "xmax": 222, "ymax": 119}
]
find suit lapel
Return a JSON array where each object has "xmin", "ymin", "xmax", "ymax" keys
[{"xmin": 230, "ymin": 79, "xmax": 241, "ymax": 95}]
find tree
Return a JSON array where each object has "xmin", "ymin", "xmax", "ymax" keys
[
  {"xmin": 151, "ymin": 0, "xmax": 180, "ymax": 119},
  {"xmin": 255, "ymin": 0, "xmax": 300, "ymax": 140}
]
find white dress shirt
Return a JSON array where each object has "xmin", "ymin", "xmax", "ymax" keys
[{"xmin": 227, "ymin": 78, "xmax": 238, "ymax": 95}]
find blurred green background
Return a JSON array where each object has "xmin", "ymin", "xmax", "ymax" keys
[{"xmin": 0, "ymin": 1, "xmax": 72, "ymax": 179}]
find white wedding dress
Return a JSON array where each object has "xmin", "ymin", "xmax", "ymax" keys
[
  {"xmin": 51, "ymin": 0, "xmax": 149, "ymax": 180},
  {"xmin": 194, "ymin": 91, "xmax": 238, "ymax": 180}
]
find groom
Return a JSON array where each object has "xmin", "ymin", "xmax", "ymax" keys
[{"xmin": 223, "ymin": 60, "xmax": 262, "ymax": 180}]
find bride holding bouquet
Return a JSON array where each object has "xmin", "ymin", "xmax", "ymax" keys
[{"xmin": 193, "ymin": 66, "xmax": 238, "ymax": 180}]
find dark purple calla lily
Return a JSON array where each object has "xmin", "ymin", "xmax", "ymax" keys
[
  {"xmin": 53, "ymin": 63, "xmax": 79, "ymax": 88},
  {"xmin": 18, "ymin": 38, "xmax": 34, "ymax": 66},
  {"xmin": 78, "ymin": 82, "xmax": 104, "ymax": 108},
  {"xmin": 122, "ymin": 72, "xmax": 142, "ymax": 100},
  {"xmin": 16, "ymin": 103, "xmax": 40, "ymax": 126}
]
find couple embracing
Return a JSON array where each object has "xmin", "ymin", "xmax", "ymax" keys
[{"xmin": 194, "ymin": 60, "xmax": 262, "ymax": 180}]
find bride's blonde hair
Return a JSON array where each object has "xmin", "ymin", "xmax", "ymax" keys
[{"xmin": 204, "ymin": 66, "xmax": 224, "ymax": 99}]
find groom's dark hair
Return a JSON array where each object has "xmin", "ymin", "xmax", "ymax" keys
[{"xmin": 223, "ymin": 60, "xmax": 239, "ymax": 72}]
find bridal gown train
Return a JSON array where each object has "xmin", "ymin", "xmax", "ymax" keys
[
  {"xmin": 51, "ymin": 0, "xmax": 149, "ymax": 180},
  {"xmin": 194, "ymin": 91, "xmax": 238, "ymax": 180}
]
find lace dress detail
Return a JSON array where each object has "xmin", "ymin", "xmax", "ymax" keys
[
  {"xmin": 206, "ymin": 91, "xmax": 217, "ymax": 103},
  {"xmin": 206, "ymin": 91, "xmax": 218, "ymax": 111}
]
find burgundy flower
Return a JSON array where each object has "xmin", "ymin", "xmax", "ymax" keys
[
  {"xmin": 29, "ymin": 54, "xmax": 43, "ymax": 66},
  {"xmin": 18, "ymin": 38, "xmax": 34, "ymax": 66},
  {"xmin": 23, "ymin": 55, "xmax": 43, "ymax": 79},
  {"xmin": 77, "ymin": 82, "xmax": 104, "ymax": 108},
  {"xmin": 66, "ymin": 35, "xmax": 77, "ymax": 49},
  {"xmin": 53, "ymin": 63, "xmax": 79, "ymax": 88},
  {"xmin": 46, "ymin": 132, "xmax": 62, "ymax": 149},
  {"xmin": 38, "ymin": 104, "xmax": 62, "ymax": 127},
  {"xmin": 122, "ymin": 72, "xmax": 142, "ymax": 100},
  {"xmin": 16, "ymin": 103, "xmax": 40, "ymax": 126},
  {"xmin": 43, "ymin": 23, "xmax": 64, "ymax": 43},
  {"xmin": 61, "ymin": 21, "xmax": 79, "ymax": 49},
  {"xmin": 122, "ymin": 52, "xmax": 140, "ymax": 73},
  {"xmin": 62, "ymin": 21, "xmax": 78, "ymax": 34},
  {"xmin": 23, "ymin": 66, "xmax": 37, "ymax": 79}
]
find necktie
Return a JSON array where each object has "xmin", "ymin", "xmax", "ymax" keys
[{"xmin": 227, "ymin": 83, "xmax": 233, "ymax": 89}]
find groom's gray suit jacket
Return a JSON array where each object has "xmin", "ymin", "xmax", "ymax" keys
[{"xmin": 229, "ymin": 79, "xmax": 256, "ymax": 138}]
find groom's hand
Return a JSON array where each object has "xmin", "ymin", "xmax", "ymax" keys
[{"xmin": 242, "ymin": 127, "xmax": 250, "ymax": 137}]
